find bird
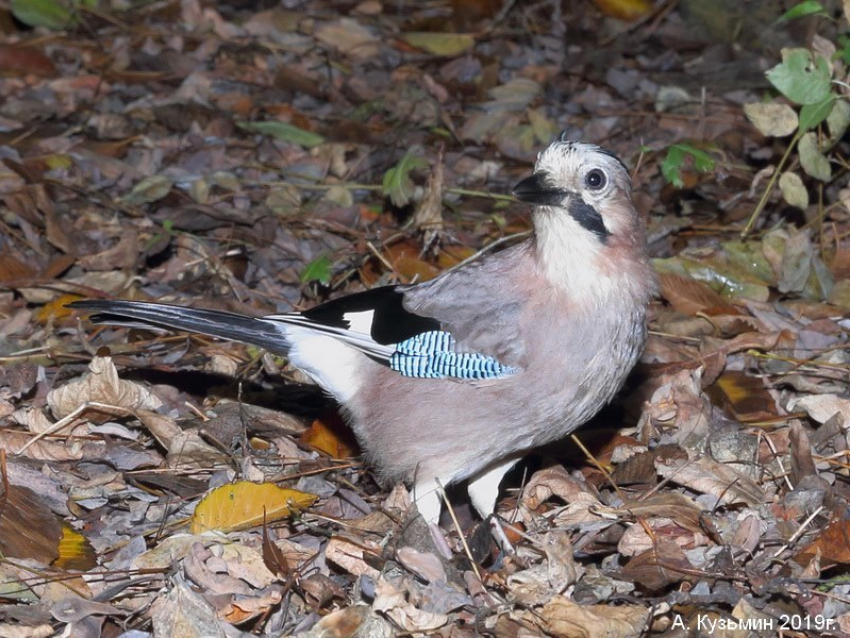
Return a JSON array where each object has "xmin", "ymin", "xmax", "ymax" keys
[{"xmin": 68, "ymin": 135, "xmax": 657, "ymax": 529}]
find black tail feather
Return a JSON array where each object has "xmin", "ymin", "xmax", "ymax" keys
[{"xmin": 68, "ymin": 300, "xmax": 290, "ymax": 355}]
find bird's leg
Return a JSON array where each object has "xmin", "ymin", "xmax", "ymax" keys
[
  {"xmin": 412, "ymin": 479, "xmax": 443, "ymax": 525},
  {"xmin": 468, "ymin": 457, "xmax": 521, "ymax": 553}
]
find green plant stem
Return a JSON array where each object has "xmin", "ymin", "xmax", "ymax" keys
[{"xmin": 740, "ymin": 130, "xmax": 803, "ymax": 239}]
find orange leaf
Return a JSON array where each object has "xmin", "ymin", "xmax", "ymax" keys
[
  {"xmin": 384, "ymin": 241, "xmax": 441, "ymax": 282},
  {"xmin": 797, "ymin": 519, "xmax": 850, "ymax": 567},
  {"xmin": 302, "ymin": 413, "xmax": 358, "ymax": 459},
  {"xmin": 437, "ymin": 245, "xmax": 475, "ymax": 270}
]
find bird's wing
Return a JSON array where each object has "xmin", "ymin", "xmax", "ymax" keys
[
  {"xmin": 264, "ymin": 281, "xmax": 523, "ymax": 382},
  {"xmin": 70, "ymin": 244, "xmax": 533, "ymax": 384},
  {"xmin": 400, "ymin": 243, "xmax": 533, "ymax": 370},
  {"xmin": 263, "ymin": 285, "xmax": 439, "ymax": 361}
]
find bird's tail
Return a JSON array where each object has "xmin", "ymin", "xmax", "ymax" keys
[{"xmin": 67, "ymin": 300, "xmax": 290, "ymax": 355}]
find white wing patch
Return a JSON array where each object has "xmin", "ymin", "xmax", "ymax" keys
[
  {"xmin": 281, "ymin": 325, "xmax": 365, "ymax": 404},
  {"xmin": 342, "ymin": 310, "xmax": 375, "ymax": 335},
  {"xmin": 262, "ymin": 314, "xmax": 394, "ymax": 360}
]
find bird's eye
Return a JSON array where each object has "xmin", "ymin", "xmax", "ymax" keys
[{"xmin": 584, "ymin": 168, "xmax": 607, "ymax": 190}]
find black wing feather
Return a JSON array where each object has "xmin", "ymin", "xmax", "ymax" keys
[{"xmin": 302, "ymin": 285, "xmax": 440, "ymax": 344}]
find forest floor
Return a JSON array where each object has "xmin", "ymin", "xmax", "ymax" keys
[{"xmin": 1, "ymin": 0, "xmax": 850, "ymax": 636}]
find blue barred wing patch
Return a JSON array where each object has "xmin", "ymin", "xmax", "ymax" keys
[{"xmin": 389, "ymin": 331, "xmax": 519, "ymax": 380}]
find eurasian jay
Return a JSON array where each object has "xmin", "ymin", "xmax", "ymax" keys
[{"xmin": 69, "ymin": 136, "xmax": 656, "ymax": 527}]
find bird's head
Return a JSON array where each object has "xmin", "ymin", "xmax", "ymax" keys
[{"xmin": 513, "ymin": 136, "xmax": 652, "ymax": 297}]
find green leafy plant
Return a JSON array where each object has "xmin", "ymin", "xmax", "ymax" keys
[
  {"xmin": 237, "ymin": 121, "xmax": 325, "ymax": 148},
  {"xmin": 741, "ymin": 9, "xmax": 850, "ymax": 237},
  {"xmin": 776, "ymin": 1, "xmax": 829, "ymax": 23},
  {"xmin": 10, "ymin": 0, "xmax": 95, "ymax": 29},
  {"xmin": 300, "ymin": 254, "xmax": 333, "ymax": 286},
  {"xmin": 661, "ymin": 143, "xmax": 717, "ymax": 189},
  {"xmin": 382, "ymin": 153, "xmax": 428, "ymax": 207}
]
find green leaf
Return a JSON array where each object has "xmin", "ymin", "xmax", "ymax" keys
[
  {"xmin": 120, "ymin": 175, "xmax": 174, "ymax": 205},
  {"xmin": 798, "ymin": 132, "xmax": 831, "ymax": 181},
  {"xmin": 778, "ymin": 171, "xmax": 809, "ymax": 209},
  {"xmin": 839, "ymin": 35, "xmax": 850, "ymax": 65},
  {"xmin": 776, "ymin": 1, "xmax": 827, "ymax": 22},
  {"xmin": 799, "ymin": 97, "xmax": 835, "ymax": 132},
  {"xmin": 825, "ymin": 99, "xmax": 850, "ymax": 146},
  {"xmin": 237, "ymin": 121, "xmax": 325, "ymax": 148},
  {"xmin": 765, "ymin": 48, "xmax": 832, "ymax": 105},
  {"xmin": 300, "ymin": 255, "xmax": 332, "ymax": 285},
  {"xmin": 11, "ymin": 0, "xmax": 74, "ymax": 29},
  {"xmin": 382, "ymin": 153, "xmax": 429, "ymax": 207},
  {"xmin": 661, "ymin": 143, "xmax": 716, "ymax": 188},
  {"xmin": 402, "ymin": 32, "xmax": 475, "ymax": 57}
]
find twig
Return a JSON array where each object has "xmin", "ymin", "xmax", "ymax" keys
[{"xmin": 741, "ymin": 130, "xmax": 803, "ymax": 238}]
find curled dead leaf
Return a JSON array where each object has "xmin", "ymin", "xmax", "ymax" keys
[{"xmin": 48, "ymin": 356, "xmax": 162, "ymax": 420}]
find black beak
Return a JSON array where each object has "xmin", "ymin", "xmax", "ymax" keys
[{"xmin": 512, "ymin": 173, "xmax": 569, "ymax": 206}]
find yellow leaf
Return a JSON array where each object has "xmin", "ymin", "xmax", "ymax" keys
[
  {"xmin": 402, "ymin": 32, "xmax": 476, "ymax": 57},
  {"xmin": 592, "ymin": 0, "xmax": 652, "ymax": 20},
  {"xmin": 44, "ymin": 153, "xmax": 73, "ymax": 170},
  {"xmin": 36, "ymin": 294, "xmax": 83, "ymax": 324},
  {"xmin": 55, "ymin": 523, "xmax": 97, "ymax": 571},
  {"xmin": 190, "ymin": 482, "xmax": 317, "ymax": 534}
]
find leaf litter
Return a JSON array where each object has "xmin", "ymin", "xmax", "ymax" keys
[{"xmin": 1, "ymin": 0, "xmax": 850, "ymax": 636}]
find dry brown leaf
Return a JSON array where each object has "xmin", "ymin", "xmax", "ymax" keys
[
  {"xmin": 150, "ymin": 582, "xmax": 225, "ymax": 638},
  {"xmin": 78, "ymin": 228, "xmax": 140, "ymax": 271},
  {"xmin": 301, "ymin": 573, "xmax": 345, "ymax": 609},
  {"xmin": 619, "ymin": 540, "xmax": 694, "ymax": 591},
  {"xmin": 610, "ymin": 447, "xmax": 660, "ymax": 486},
  {"xmin": 301, "ymin": 606, "xmax": 393, "ymax": 638},
  {"xmin": 0, "ymin": 428, "xmax": 91, "ymax": 461},
  {"xmin": 0, "ymin": 480, "xmax": 62, "ymax": 564},
  {"xmin": 708, "ymin": 370, "xmax": 780, "ymax": 423},
  {"xmin": 410, "ymin": 148, "xmax": 445, "ymax": 250},
  {"xmin": 658, "ymin": 272, "xmax": 737, "ymax": 316},
  {"xmin": 314, "ymin": 18, "xmax": 379, "ymax": 60},
  {"xmin": 789, "ymin": 394, "xmax": 850, "ymax": 425},
  {"xmin": 47, "ymin": 356, "xmax": 162, "ymax": 419},
  {"xmin": 384, "ymin": 240, "xmax": 442, "ymax": 282},
  {"xmin": 788, "ymin": 421, "xmax": 818, "ymax": 482},
  {"xmin": 640, "ymin": 368, "xmax": 711, "ymax": 448},
  {"xmin": 134, "ymin": 409, "xmax": 182, "ymax": 448},
  {"xmin": 730, "ymin": 515, "xmax": 762, "ymax": 554},
  {"xmin": 797, "ymin": 519, "xmax": 850, "ymax": 567},
  {"xmin": 521, "ymin": 465, "xmax": 597, "ymax": 510},
  {"xmin": 514, "ymin": 595, "xmax": 650, "ymax": 638},
  {"xmin": 507, "ymin": 531, "xmax": 581, "ymax": 605},
  {"xmin": 325, "ymin": 536, "xmax": 381, "ymax": 580},
  {"xmin": 0, "ymin": 254, "xmax": 37, "ymax": 282},
  {"xmin": 0, "ymin": 46, "xmax": 56, "ymax": 77},
  {"xmin": 610, "ymin": 492, "xmax": 704, "ymax": 533},
  {"xmin": 655, "ymin": 451, "xmax": 765, "ymax": 506},
  {"xmin": 373, "ymin": 576, "xmax": 449, "ymax": 632},
  {"xmin": 396, "ymin": 547, "xmax": 446, "ymax": 584}
]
